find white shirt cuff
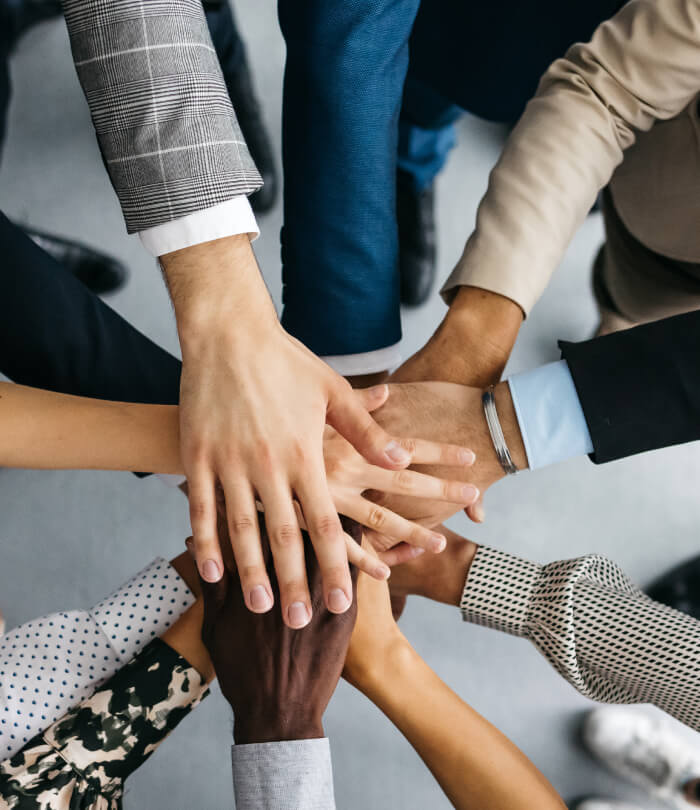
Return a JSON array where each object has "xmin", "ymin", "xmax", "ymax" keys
[
  {"xmin": 321, "ymin": 343, "xmax": 402, "ymax": 376},
  {"xmin": 507, "ymin": 359, "xmax": 593, "ymax": 470},
  {"xmin": 138, "ymin": 197, "xmax": 260, "ymax": 257}
]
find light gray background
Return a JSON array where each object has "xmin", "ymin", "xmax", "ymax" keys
[{"xmin": 1, "ymin": 4, "xmax": 699, "ymax": 808}]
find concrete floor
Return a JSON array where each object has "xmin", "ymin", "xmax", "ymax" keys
[{"xmin": 2, "ymin": 4, "xmax": 700, "ymax": 809}]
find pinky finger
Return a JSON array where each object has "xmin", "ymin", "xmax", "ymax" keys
[
  {"xmin": 344, "ymin": 534, "xmax": 391, "ymax": 581},
  {"xmin": 377, "ymin": 542, "xmax": 426, "ymax": 568}
]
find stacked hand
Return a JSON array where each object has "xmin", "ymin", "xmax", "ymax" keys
[{"xmin": 200, "ymin": 517, "xmax": 360, "ymax": 744}]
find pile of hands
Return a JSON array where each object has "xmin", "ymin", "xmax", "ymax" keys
[
  {"xmin": 187, "ymin": 363, "xmax": 519, "ymax": 744},
  {"xmin": 167, "ymin": 246, "xmax": 525, "ymax": 740}
]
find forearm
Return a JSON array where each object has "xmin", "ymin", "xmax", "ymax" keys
[
  {"xmin": 393, "ymin": 287, "xmax": 523, "ymax": 387},
  {"xmin": 355, "ymin": 641, "xmax": 564, "ymax": 810},
  {"xmin": 161, "ymin": 234, "xmax": 276, "ymax": 341},
  {"xmin": 441, "ymin": 0, "xmax": 700, "ymax": 316},
  {"xmin": 0, "ymin": 383, "xmax": 181, "ymax": 472},
  {"xmin": 161, "ymin": 599, "xmax": 215, "ymax": 683}
]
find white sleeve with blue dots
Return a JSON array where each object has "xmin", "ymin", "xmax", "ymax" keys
[{"xmin": 0, "ymin": 558, "xmax": 194, "ymax": 761}]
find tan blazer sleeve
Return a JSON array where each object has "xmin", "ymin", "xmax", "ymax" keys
[{"xmin": 442, "ymin": 0, "xmax": 700, "ymax": 315}]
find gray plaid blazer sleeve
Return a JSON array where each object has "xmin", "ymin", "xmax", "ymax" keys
[
  {"xmin": 231, "ymin": 739, "xmax": 337, "ymax": 810},
  {"xmin": 61, "ymin": 0, "xmax": 263, "ymax": 233}
]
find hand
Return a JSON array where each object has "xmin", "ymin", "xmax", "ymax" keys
[
  {"xmin": 342, "ymin": 541, "xmax": 407, "ymax": 693},
  {"xmin": 368, "ymin": 381, "xmax": 527, "ymax": 531},
  {"xmin": 161, "ymin": 235, "xmax": 414, "ymax": 628},
  {"xmin": 200, "ymin": 516, "xmax": 359, "ymax": 744},
  {"xmin": 322, "ymin": 422, "xmax": 479, "ymax": 561},
  {"xmin": 387, "ymin": 525, "xmax": 478, "ymax": 609}
]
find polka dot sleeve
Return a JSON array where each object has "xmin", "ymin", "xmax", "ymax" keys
[{"xmin": 0, "ymin": 558, "xmax": 194, "ymax": 762}]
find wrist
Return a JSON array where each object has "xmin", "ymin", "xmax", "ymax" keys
[
  {"xmin": 234, "ymin": 710, "xmax": 324, "ymax": 745},
  {"xmin": 440, "ymin": 286, "xmax": 523, "ymax": 386},
  {"xmin": 161, "ymin": 234, "xmax": 277, "ymax": 339},
  {"xmin": 489, "ymin": 381, "xmax": 528, "ymax": 472},
  {"xmin": 346, "ymin": 632, "xmax": 412, "ymax": 699},
  {"xmin": 354, "ymin": 639, "xmax": 421, "ymax": 709}
]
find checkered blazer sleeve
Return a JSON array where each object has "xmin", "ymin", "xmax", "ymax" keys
[
  {"xmin": 461, "ymin": 546, "xmax": 700, "ymax": 733},
  {"xmin": 61, "ymin": 0, "xmax": 263, "ymax": 233}
]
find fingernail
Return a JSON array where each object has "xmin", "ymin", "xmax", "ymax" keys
[
  {"xmin": 288, "ymin": 602, "xmax": 310, "ymax": 629},
  {"xmin": 202, "ymin": 560, "xmax": 221, "ymax": 583},
  {"xmin": 374, "ymin": 564, "xmax": 391, "ymax": 580},
  {"xmin": 385, "ymin": 441, "xmax": 411, "ymax": 465},
  {"xmin": 369, "ymin": 384, "xmax": 388, "ymax": 399},
  {"xmin": 460, "ymin": 450, "xmax": 476, "ymax": 465},
  {"xmin": 328, "ymin": 588, "xmax": 351, "ymax": 613},
  {"xmin": 185, "ymin": 537, "xmax": 194, "ymax": 556},
  {"xmin": 249, "ymin": 586, "xmax": 272, "ymax": 612},
  {"xmin": 410, "ymin": 547, "xmax": 426, "ymax": 560},
  {"xmin": 474, "ymin": 503, "xmax": 486, "ymax": 523},
  {"xmin": 461, "ymin": 485, "xmax": 479, "ymax": 502},
  {"xmin": 431, "ymin": 533, "xmax": 447, "ymax": 553}
]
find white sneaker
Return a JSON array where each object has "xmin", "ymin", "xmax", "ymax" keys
[
  {"xmin": 583, "ymin": 707, "xmax": 700, "ymax": 808},
  {"xmin": 575, "ymin": 801, "xmax": 645, "ymax": 810}
]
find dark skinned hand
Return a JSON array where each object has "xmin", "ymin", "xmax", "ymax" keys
[{"xmin": 200, "ymin": 514, "xmax": 361, "ymax": 745}]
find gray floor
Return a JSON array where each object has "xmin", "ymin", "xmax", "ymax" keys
[{"xmin": 1, "ymin": 5, "xmax": 699, "ymax": 809}]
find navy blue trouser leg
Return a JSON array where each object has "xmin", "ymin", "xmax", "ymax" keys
[
  {"xmin": 278, "ymin": 0, "xmax": 421, "ymax": 357},
  {"xmin": 0, "ymin": 212, "xmax": 181, "ymax": 403},
  {"xmin": 279, "ymin": 0, "xmax": 624, "ymax": 358}
]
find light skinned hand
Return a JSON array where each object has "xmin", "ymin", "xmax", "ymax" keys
[
  {"xmin": 367, "ymin": 381, "xmax": 527, "ymax": 532},
  {"xmin": 206, "ymin": 394, "xmax": 480, "ymax": 622},
  {"xmin": 162, "ymin": 235, "xmax": 424, "ymax": 629}
]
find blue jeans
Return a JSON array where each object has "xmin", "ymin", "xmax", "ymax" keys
[{"xmin": 279, "ymin": 0, "xmax": 624, "ymax": 357}]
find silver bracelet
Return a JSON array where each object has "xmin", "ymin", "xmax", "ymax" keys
[{"xmin": 482, "ymin": 386, "xmax": 519, "ymax": 476}]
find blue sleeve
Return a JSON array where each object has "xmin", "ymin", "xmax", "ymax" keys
[{"xmin": 507, "ymin": 360, "xmax": 593, "ymax": 470}]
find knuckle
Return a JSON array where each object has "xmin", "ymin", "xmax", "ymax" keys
[
  {"xmin": 254, "ymin": 439, "xmax": 274, "ymax": 469},
  {"xmin": 322, "ymin": 563, "xmax": 350, "ymax": 582},
  {"xmin": 400, "ymin": 438, "xmax": 416, "ymax": 456},
  {"xmin": 367, "ymin": 506, "xmax": 387, "ymax": 529},
  {"xmin": 311, "ymin": 514, "xmax": 341, "ymax": 539},
  {"xmin": 272, "ymin": 523, "xmax": 300, "ymax": 549},
  {"xmin": 394, "ymin": 470, "xmax": 415, "ymax": 493},
  {"xmin": 238, "ymin": 565, "xmax": 265, "ymax": 583},
  {"xmin": 189, "ymin": 499, "xmax": 210, "ymax": 522},
  {"xmin": 231, "ymin": 514, "xmax": 257, "ymax": 535}
]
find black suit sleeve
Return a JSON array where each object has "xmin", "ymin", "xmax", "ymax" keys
[
  {"xmin": 559, "ymin": 310, "xmax": 700, "ymax": 464},
  {"xmin": 0, "ymin": 212, "xmax": 181, "ymax": 404}
]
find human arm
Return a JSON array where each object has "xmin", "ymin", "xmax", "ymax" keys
[
  {"xmin": 389, "ymin": 526, "xmax": 700, "ymax": 734},
  {"xmin": 343, "ymin": 547, "xmax": 566, "ymax": 810},
  {"xmin": 441, "ymin": 0, "xmax": 700, "ymax": 316},
  {"xmin": 199, "ymin": 519, "xmax": 357, "ymax": 810}
]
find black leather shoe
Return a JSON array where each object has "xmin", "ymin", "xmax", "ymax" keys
[
  {"xmin": 25, "ymin": 229, "xmax": 128, "ymax": 295},
  {"xmin": 224, "ymin": 60, "xmax": 278, "ymax": 214},
  {"xmin": 646, "ymin": 555, "xmax": 700, "ymax": 620},
  {"xmin": 397, "ymin": 170, "xmax": 436, "ymax": 307}
]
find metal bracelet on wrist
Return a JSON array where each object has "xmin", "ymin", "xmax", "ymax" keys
[{"xmin": 482, "ymin": 385, "xmax": 519, "ymax": 476}]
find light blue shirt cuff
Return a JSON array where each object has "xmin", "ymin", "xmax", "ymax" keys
[{"xmin": 507, "ymin": 360, "xmax": 593, "ymax": 471}]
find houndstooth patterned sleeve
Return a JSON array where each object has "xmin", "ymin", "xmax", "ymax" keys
[
  {"xmin": 461, "ymin": 546, "xmax": 700, "ymax": 732},
  {"xmin": 60, "ymin": 0, "xmax": 262, "ymax": 233}
]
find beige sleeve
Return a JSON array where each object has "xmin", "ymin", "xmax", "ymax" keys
[{"xmin": 442, "ymin": 0, "xmax": 700, "ymax": 315}]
